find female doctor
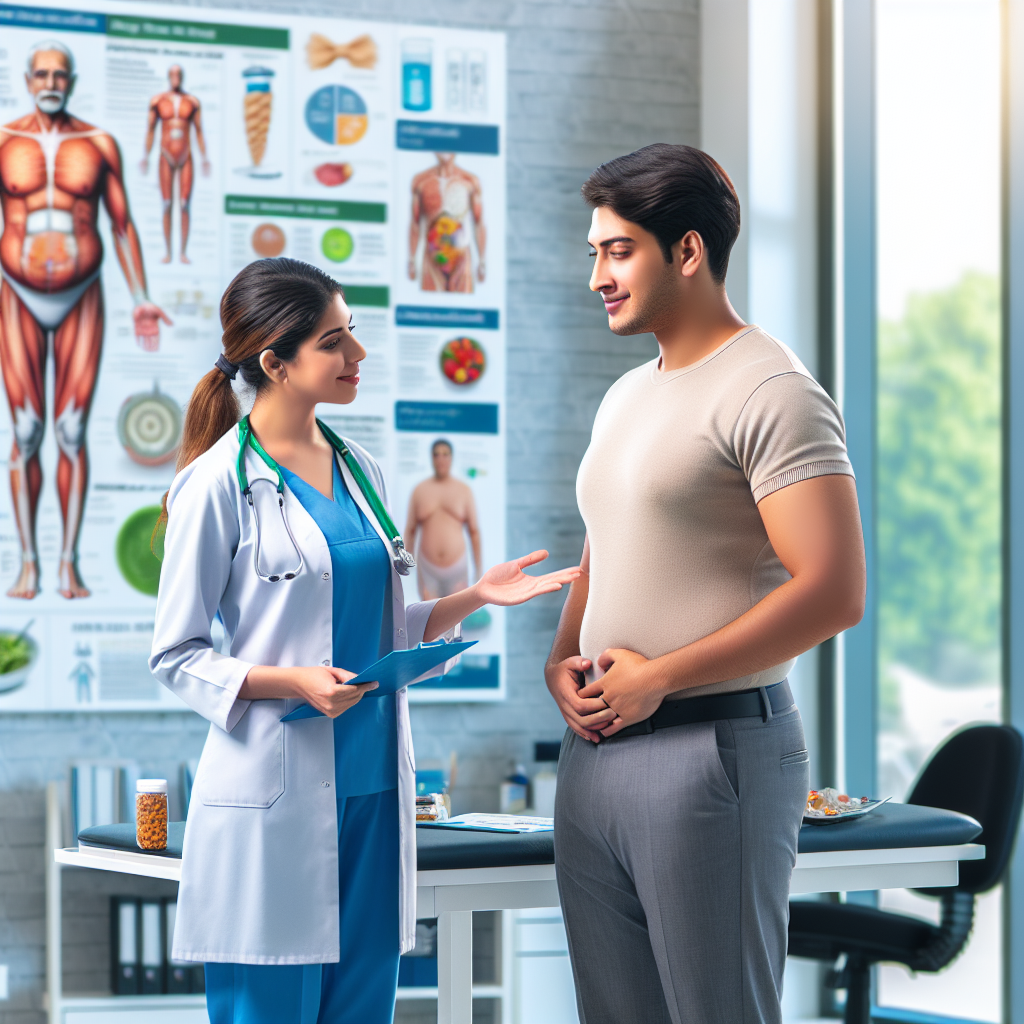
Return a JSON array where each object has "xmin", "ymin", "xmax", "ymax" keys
[{"xmin": 150, "ymin": 258, "xmax": 579, "ymax": 1024}]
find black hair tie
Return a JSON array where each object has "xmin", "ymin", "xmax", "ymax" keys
[{"xmin": 215, "ymin": 354, "xmax": 238, "ymax": 380}]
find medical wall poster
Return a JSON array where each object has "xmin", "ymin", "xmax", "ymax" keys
[{"xmin": 0, "ymin": 1, "xmax": 506, "ymax": 709}]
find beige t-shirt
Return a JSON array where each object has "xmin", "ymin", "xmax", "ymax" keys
[{"xmin": 577, "ymin": 325, "xmax": 854, "ymax": 698}]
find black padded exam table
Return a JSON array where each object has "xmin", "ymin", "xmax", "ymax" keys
[{"xmin": 62, "ymin": 802, "xmax": 983, "ymax": 1024}]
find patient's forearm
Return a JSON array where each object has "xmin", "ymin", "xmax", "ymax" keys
[{"xmin": 650, "ymin": 571, "xmax": 861, "ymax": 697}]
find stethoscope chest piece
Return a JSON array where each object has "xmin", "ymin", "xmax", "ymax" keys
[{"xmin": 394, "ymin": 543, "xmax": 416, "ymax": 577}]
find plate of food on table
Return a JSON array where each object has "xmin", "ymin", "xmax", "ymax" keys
[{"xmin": 804, "ymin": 788, "xmax": 891, "ymax": 825}]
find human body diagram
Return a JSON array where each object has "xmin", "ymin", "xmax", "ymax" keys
[
  {"xmin": 141, "ymin": 65, "xmax": 210, "ymax": 264},
  {"xmin": 0, "ymin": 41, "xmax": 170, "ymax": 599},
  {"xmin": 404, "ymin": 440, "xmax": 482, "ymax": 600},
  {"xmin": 407, "ymin": 153, "xmax": 486, "ymax": 293}
]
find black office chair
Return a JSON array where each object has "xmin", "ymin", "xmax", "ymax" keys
[{"xmin": 788, "ymin": 723, "xmax": 1024, "ymax": 1024}]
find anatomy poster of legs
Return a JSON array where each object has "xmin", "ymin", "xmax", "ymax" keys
[{"xmin": 0, "ymin": 3, "xmax": 505, "ymax": 709}]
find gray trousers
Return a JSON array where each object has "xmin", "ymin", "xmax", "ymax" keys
[{"xmin": 554, "ymin": 704, "xmax": 809, "ymax": 1024}]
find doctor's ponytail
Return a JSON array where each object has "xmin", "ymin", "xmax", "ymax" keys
[{"xmin": 156, "ymin": 259, "xmax": 343, "ymax": 535}]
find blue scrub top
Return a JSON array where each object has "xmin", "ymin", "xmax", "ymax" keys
[{"xmin": 281, "ymin": 459, "xmax": 397, "ymax": 796}]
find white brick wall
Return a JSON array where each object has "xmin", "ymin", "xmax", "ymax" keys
[{"xmin": 0, "ymin": 1, "xmax": 699, "ymax": 1018}]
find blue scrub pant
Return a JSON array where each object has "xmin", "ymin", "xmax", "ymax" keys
[{"xmin": 205, "ymin": 789, "xmax": 400, "ymax": 1024}]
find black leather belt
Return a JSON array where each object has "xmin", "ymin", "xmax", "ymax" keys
[{"xmin": 600, "ymin": 679, "xmax": 794, "ymax": 741}]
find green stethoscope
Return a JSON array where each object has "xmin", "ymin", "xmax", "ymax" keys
[{"xmin": 236, "ymin": 415, "xmax": 416, "ymax": 582}]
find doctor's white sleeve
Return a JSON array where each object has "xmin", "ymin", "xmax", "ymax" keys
[
  {"xmin": 406, "ymin": 599, "xmax": 439, "ymax": 647},
  {"xmin": 149, "ymin": 469, "xmax": 254, "ymax": 733}
]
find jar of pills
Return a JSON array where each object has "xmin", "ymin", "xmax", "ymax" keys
[{"xmin": 136, "ymin": 779, "xmax": 168, "ymax": 850}]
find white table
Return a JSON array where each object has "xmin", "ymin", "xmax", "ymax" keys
[{"xmin": 56, "ymin": 838, "xmax": 984, "ymax": 1024}]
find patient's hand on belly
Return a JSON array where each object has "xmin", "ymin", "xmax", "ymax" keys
[
  {"xmin": 578, "ymin": 648, "xmax": 664, "ymax": 738},
  {"xmin": 543, "ymin": 655, "xmax": 615, "ymax": 742}
]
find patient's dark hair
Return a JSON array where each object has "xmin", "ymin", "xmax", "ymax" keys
[{"xmin": 581, "ymin": 144, "xmax": 740, "ymax": 283}]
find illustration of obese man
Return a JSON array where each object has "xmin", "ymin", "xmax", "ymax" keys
[
  {"xmin": 141, "ymin": 64, "xmax": 210, "ymax": 264},
  {"xmin": 0, "ymin": 41, "xmax": 171, "ymax": 599},
  {"xmin": 407, "ymin": 153, "xmax": 486, "ymax": 292},
  {"xmin": 404, "ymin": 439, "xmax": 482, "ymax": 599}
]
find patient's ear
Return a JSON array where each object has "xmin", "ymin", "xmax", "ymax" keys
[{"xmin": 677, "ymin": 230, "xmax": 705, "ymax": 278}]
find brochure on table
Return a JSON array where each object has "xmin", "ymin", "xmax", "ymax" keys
[{"xmin": 0, "ymin": 1, "xmax": 506, "ymax": 709}]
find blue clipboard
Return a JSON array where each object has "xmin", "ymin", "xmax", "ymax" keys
[{"xmin": 280, "ymin": 640, "xmax": 477, "ymax": 721}]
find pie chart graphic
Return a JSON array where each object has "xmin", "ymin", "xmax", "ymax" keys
[{"xmin": 305, "ymin": 85, "xmax": 369, "ymax": 145}]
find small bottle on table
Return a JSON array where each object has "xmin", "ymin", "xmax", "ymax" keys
[{"xmin": 136, "ymin": 779, "xmax": 168, "ymax": 850}]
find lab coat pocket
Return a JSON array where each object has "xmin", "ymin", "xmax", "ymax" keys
[{"xmin": 199, "ymin": 702, "xmax": 286, "ymax": 808}]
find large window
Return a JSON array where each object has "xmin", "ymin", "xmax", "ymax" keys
[{"xmin": 874, "ymin": 1, "xmax": 1002, "ymax": 1019}]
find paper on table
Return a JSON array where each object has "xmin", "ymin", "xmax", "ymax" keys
[
  {"xmin": 420, "ymin": 813, "xmax": 554, "ymax": 833},
  {"xmin": 280, "ymin": 640, "xmax": 477, "ymax": 721}
]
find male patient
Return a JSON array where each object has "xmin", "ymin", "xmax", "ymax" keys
[{"xmin": 545, "ymin": 144, "xmax": 866, "ymax": 1024}]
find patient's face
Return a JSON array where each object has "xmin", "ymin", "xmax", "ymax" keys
[{"xmin": 587, "ymin": 206, "xmax": 678, "ymax": 337}]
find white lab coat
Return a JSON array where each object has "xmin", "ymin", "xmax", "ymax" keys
[{"xmin": 150, "ymin": 424, "xmax": 439, "ymax": 963}]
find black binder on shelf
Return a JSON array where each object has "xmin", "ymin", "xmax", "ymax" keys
[
  {"xmin": 163, "ymin": 898, "xmax": 205, "ymax": 993},
  {"xmin": 110, "ymin": 897, "xmax": 140, "ymax": 996},
  {"xmin": 164, "ymin": 899, "xmax": 191, "ymax": 994},
  {"xmin": 140, "ymin": 899, "xmax": 164, "ymax": 995}
]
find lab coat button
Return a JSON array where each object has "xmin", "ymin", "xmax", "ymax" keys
[
  {"xmin": 322, "ymin": 572, "xmax": 330, "ymax": 580},
  {"xmin": 397, "ymin": 628, "xmax": 405, "ymax": 638},
  {"xmin": 321, "ymin": 781, "xmax": 330, "ymax": 788},
  {"xmin": 321, "ymin": 659, "xmax": 330, "ymax": 666}
]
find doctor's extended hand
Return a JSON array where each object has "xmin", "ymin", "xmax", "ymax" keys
[
  {"xmin": 423, "ymin": 551, "xmax": 581, "ymax": 643},
  {"xmin": 578, "ymin": 648, "xmax": 666, "ymax": 738},
  {"xmin": 473, "ymin": 550, "xmax": 581, "ymax": 606},
  {"xmin": 240, "ymin": 665, "xmax": 378, "ymax": 718}
]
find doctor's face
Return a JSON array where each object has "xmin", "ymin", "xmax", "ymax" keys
[{"xmin": 282, "ymin": 294, "xmax": 366, "ymax": 407}]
